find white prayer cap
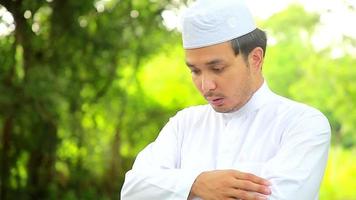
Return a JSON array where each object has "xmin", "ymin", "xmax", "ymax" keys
[{"xmin": 181, "ymin": 0, "xmax": 256, "ymax": 49}]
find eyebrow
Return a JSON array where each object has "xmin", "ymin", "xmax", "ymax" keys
[
  {"xmin": 186, "ymin": 59, "xmax": 225, "ymax": 68},
  {"xmin": 206, "ymin": 59, "xmax": 225, "ymax": 66}
]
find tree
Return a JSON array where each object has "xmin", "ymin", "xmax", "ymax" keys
[{"xmin": 0, "ymin": 0, "xmax": 183, "ymax": 199}]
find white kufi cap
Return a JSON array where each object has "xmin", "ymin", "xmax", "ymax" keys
[{"xmin": 181, "ymin": 0, "xmax": 256, "ymax": 49}]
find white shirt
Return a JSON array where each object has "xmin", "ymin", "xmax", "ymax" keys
[{"xmin": 121, "ymin": 82, "xmax": 331, "ymax": 200}]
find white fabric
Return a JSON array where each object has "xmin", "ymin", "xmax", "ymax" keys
[
  {"xmin": 121, "ymin": 82, "xmax": 331, "ymax": 200},
  {"xmin": 181, "ymin": 0, "xmax": 256, "ymax": 49}
]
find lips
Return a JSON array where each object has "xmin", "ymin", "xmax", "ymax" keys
[{"xmin": 207, "ymin": 97, "xmax": 225, "ymax": 106}]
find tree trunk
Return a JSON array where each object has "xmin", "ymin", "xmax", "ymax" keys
[
  {"xmin": 27, "ymin": 121, "xmax": 58, "ymax": 199},
  {"xmin": 0, "ymin": 117, "xmax": 13, "ymax": 200}
]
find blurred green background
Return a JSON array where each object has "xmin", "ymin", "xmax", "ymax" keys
[{"xmin": 0, "ymin": 0, "xmax": 355, "ymax": 199}]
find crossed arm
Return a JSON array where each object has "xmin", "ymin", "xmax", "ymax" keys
[
  {"xmin": 121, "ymin": 156, "xmax": 271, "ymax": 200},
  {"xmin": 121, "ymin": 112, "xmax": 330, "ymax": 200}
]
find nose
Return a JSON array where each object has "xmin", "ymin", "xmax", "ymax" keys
[{"xmin": 201, "ymin": 74, "xmax": 217, "ymax": 93}]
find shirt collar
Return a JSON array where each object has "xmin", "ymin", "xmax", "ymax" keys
[{"xmin": 220, "ymin": 80, "xmax": 274, "ymax": 121}]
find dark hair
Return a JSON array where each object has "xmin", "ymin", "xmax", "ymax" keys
[{"xmin": 231, "ymin": 28, "xmax": 267, "ymax": 60}]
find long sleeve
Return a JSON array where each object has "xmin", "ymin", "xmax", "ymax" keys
[
  {"xmin": 121, "ymin": 92, "xmax": 331, "ymax": 199},
  {"xmin": 120, "ymin": 115, "xmax": 201, "ymax": 200},
  {"xmin": 262, "ymin": 109, "xmax": 331, "ymax": 200}
]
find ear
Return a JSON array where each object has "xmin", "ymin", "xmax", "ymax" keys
[{"xmin": 248, "ymin": 47, "xmax": 264, "ymax": 72}]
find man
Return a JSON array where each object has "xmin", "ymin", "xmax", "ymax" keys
[{"xmin": 121, "ymin": 0, "xmax": 331, "ymax": 199}]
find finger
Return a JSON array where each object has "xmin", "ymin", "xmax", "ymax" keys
[
  {"xmin": 230, "ymin": 188, "xmax": 268, "ymax": 200},
  {"xmin": 233, "ymin": 179, "xmax": 271, "ymax": 195},
  {"xmin": 233, "ymin": 171, "xmax": 270, "ymax": 186}
]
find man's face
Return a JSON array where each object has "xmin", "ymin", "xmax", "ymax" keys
[{"xmin": 185, "ymin": 41, "xmax": 262, "ymax": 113}]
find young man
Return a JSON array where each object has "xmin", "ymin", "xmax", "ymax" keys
[{"xmin": 121, "ymin": 0, "xmax": 331, "ymax": 199}]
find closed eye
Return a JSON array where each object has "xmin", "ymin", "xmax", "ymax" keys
[
  {"xmin": 212, "ymin": 67, "xmax": 224, "ymax": 73},
  {"xmin": 189, "ymin": 68, "xmax": 201, "ymax": 75},
  {"xmin": 192, "ymin": 70, "xmax": 201, "ymax": 75}
]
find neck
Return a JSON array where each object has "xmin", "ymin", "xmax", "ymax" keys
[{"xmin": 252, "ymin": 75, "xmax": 264, "ymax": 94}]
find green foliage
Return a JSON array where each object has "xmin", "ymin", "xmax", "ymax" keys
[
  {"xmin": 138, "ymin": 44, "xmax": 205, "ymax": 109},
  {"xmin": 262, "ymin": 4, "xmax": 320, "ymax": 97},
  {"xmin": 0, "ymin": 0, "xmax": 184, "ymax": 199},
  {"xmin": 320, "ymin": 147, "xmax": 356, "ymax": 200}
]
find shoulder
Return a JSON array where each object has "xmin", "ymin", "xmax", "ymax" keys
[
  {"xmin": 276, "ymin": 95, "xmax": 328, "ymax": 120},
  {"xmin": 271, "ymin": 94, "xmax": 331, "ymax": 138}
]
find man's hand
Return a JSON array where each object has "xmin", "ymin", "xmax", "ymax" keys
[{"xmin": 188, "ymin": 170, "xmax": 271, "ymax": 200}]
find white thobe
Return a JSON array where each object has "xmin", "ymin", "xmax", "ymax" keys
[{"xmin": 121, "ymin": 82, "xmax": 331, "ymax": 200}]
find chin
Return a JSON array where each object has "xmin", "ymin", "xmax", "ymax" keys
[{"xmin": 211, "ymin": 106, "xmax": 234, "ymax": 113}]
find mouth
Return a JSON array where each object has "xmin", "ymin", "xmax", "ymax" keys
[{"xmin": 207, "ymin": 97, "xmax": 225, "ymax": 106}]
